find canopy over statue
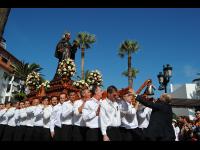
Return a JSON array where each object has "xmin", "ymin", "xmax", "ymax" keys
[{"xmin": 55, "ymin": 32, "xmax": 78, "ymax": 61}]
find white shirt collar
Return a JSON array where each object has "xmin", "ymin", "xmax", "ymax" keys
[{"xmin": 91, "ymin": 97, "xmax": 99, "ymax": 103}]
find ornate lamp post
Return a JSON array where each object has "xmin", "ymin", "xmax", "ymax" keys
[{"xmin": 157, "ymin": 64, "xmax": 172, "ymax": 93}]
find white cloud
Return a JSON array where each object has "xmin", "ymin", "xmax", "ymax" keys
[{"xmin": 183, "ymin": 65, "xmax": 199, "ymax": 77}]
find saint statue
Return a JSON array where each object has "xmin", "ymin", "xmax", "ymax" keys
[
  {"xmin": 55, "ymin": 32, "xmax": 78, "ymax": 62},
  {"xmin": 53, "ymin": 32, "xmax": 78, "ymax": 80}
]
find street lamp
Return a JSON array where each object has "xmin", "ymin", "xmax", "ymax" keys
[{"xmin": 157, "ymin": 64, "xmax": 172, "ymax": 93}]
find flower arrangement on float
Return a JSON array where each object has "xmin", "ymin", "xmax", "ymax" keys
[
  {"xmin": 36, "ymin": 80, "xmax": 50, "ymax": 90},
  {"xmin": 86, "ymin": 69, "xmax": 103, "ymax": 86},
  {"xmin": 57, "ymin": 58, "xmax": 76, "ymax": 79},
  {"xmin": 25, "ymin": 71, "xmax": 41, "ymax": 90},
  {"xmin": 73, "ymin": 80, "xmax": 89, "ymax": 90}
]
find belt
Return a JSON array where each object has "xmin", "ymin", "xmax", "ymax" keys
[{"xmin": 107, "ymin": 126, "xmax": 119, "ymax": 130}]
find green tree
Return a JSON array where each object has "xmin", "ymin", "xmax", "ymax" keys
[
  {"xmin": 14, "ymin": 61, "xmax": 43, "ymax": 81},
  {"xmin": 119, "ymin": 40, "xmax": 139, "ymax": 87},
  {"xmin": 75, "ymin": 32, "xmax": 96, "ymax": 80},
  {"xmin": 122, "ymin": 67, "xmax": 139, "ymax": 80},
  {"xmin": 13, "ymin": 61, "xmax": 44, "ymax": 92}
]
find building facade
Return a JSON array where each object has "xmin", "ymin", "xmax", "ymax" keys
[
  {"xmin": 0, "ymin": 40, "xmax": 22, "ymax": 103},
  {"xmin": 171, "ymin": 83, "xmax": 200, "ymax": 120}
]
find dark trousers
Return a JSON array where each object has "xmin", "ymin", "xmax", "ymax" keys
[
  {"xmin": 1, "ymin": 125, "xmax": 16, "ymax": 141},
  {"xmin": 120, "ymin": 127, "xmax": 130, "ymax": 141},
  {"xmin": 32, "ymin": 126, "xmax": 43, "ymax": 141},
  {"xmin": 72, "ymin": 125, "xmax": 87, "ymax": 141},
  {"xmin": 107, "ymin": 126, "xmax": 122, "ymax": 141},
  {"xmin": 60, "ymin": 124, "xmax": 73, "ymax": 141},
  {"xmin": 120, "ymin": 127, "xmax": 143, "ymax": 141},
  {"xmin": 0, "ymin": 124, "xmax": 6, "ymax": 141},
  {"xmin": 24, "ymin": 126, "xmax": 34, "ymax": 141},
  {"xmin": 42, "ymin": 127, "xmax": 52, "ymax": 141},
  {"xmin": 13, "ymin": 126, "xmax": 26, "ymax": 141},
  {"xmin": 146, "ymin": 136, "xmax": 175, "ymax": 141},
  {"xmin": 139, "ymin": 128, "xmax": 147, "ymax": 141},
  {"xmin": 86, "ymin": 128, "xmax": 102, "ymax": 141},
  {"xmin": 54, "ymin": 126, "xmax": 62, "ymax": 141}
]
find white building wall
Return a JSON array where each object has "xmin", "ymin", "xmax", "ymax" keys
[
  {"xmin": 172, "ymin": 84, "xmax": 197, "ymax": 120},
  {"xmin": 0, "ymin": 66, "xmax": 20, "ymax": 103}
]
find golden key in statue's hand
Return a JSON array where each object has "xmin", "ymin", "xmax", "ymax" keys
[{"xmin": 58, "ymin": 48, "xmax": 64, "ymax": 52}]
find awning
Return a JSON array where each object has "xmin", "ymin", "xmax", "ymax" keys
[{"xmin": 170, "ymin": 98, "xmax": 200, "ymax": 108}]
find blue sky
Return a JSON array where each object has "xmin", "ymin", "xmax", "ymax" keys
[{"xmin": 4, "ymin": 8, "xmax": 200, "ymax": 97}]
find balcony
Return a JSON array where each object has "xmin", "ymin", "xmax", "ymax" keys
[{"xmin": 0, "ymin": 56, "xmax": 14, "ymax": 73}]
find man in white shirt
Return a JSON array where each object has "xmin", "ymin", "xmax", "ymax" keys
[
  {"xmin": 137, "ymin": 104, "xmax": 152, "ymax": 140},
  {"xmin": 118, "ymin": 90, "xmax": 141, "ymax": 141},
  {"xmin": 82, "ymin": 85, "xmax": 103, "ymax": 141},
  {"xmin": 42, "ymin": 96, "xmax": 53, "ymax": 141},
  {"xmin": 0, "ymin": 103, "xmax": 6, "ymax": 141},
  {"xmin": 1, "ymin": 101, "xmax": 17, "ymax": 141},
  {"xmin": 100, "ymin": 85, "xmax": 121, "ymax": 141},
  {"xmin": 73, "ymin": 88, "xmax": 91, "ymax": 141},
  {"xmin": 61, "ymin": 91, "xmax": 76, "ymax": 141},
  {"xmin": 32, "ymin": 98, "xmax": 44, "ymax": 141},
  {"xmin": 50, "ymin": 95, "xmax": 63, "ymax": 141},
  {"xmin": 172, "ymin": 119, "xmax": 180, "ymax": 141},
  {"xmin": 23, "ymin": 100, "xmax": 35, "ymax": 141},
  {"xmin": 13, "ymin": 101, "xmax": 27, "ymax": 141}
]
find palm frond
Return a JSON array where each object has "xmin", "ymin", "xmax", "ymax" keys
[
  {"xmin": 75, "ymin": 32, "xmax": 96, "ymax": 49},
  {"xmin": 122, "ymin": 67, "xmax": 139, "ymax": 79},
  {"xmin": 14, "ymin": 60, "xmax": 43, "ymax": 81},
  {"xmin": 118, "ymin": 40, "xmax": 139, "ymax": 56},
  {"xmin": 85, "ymin": 69, "xmax": 90, "ymax": 80}
]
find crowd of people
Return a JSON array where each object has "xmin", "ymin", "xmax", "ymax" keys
[
  {"xmin": 172, "ymin": 112, "xmax": 200, "ymax": 141},
  {"xmin": 0, "ymin": 84, "xmax": 195, "ymax": 141}
]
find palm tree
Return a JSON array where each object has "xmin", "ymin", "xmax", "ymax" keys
[
  {"xmin": 75, "ymin": 32, "xmax": 96, "ymax": 80},
  {"xmin": 119, "ymin": 40, "xmax": 139, "ymax": 87},
  {"xmin": 13, "ymin": 61, "xmax": 43, "ymax": 81},
  {"xmin": 122, "ymin": 67, "xmax": 139, "ymax": 82},
  {"xmin": 14, "ymin": 61, "xmax": 44, "ymax": 93}
]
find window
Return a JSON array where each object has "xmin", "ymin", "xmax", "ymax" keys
[
  {"xmin": 5, "ymin": 96, "xmax": 9, "ymax": 102},
  {"xmin": 3, "ymin": 72, "xmax": 9, "ymax": 80},
  {"xmin": 1, "ymin": 57, "xmax": 8, "ymax": 64},
  {"xmin": 6, "ymin": 84, "xmax": 11, "ymax": 93}
]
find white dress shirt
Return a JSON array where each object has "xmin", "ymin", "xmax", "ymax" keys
[
  {"xmin": 118, "ymin": 100, "xmax": 138, "ymax": 129},
  {"xmin": 73, "ymin": 99, "xmax": 86, "ymax": 127},
  {"xmin": 100, "ymin": 98, "xmax": 121, "ymax": 135},
  {"xmin": 5, "ymin": 107, "xmax": 17, "ymax": 127},
  {"xmin": 82, "ymin": 97, "xmax": 101, "ymax": 128},
  {"xmin": 33, "ymin": 105, "xmax": 44, "ymax": 127},
  {"xmin": 137, "ymin": 105, "xmax": 152, "ymax": 129},
  {"xmin": 173, "ymin": 124, "xmax": 180, "ymax": 141},
  {"xmin": 14, "ymin": 109, "xmax": 20, "ymax": 126},
  {"xmin": 19, "ymin": 108, "xmax": 27, "ymax": 126},
  {"xmin": 50, "ymin": 103, "xmax": 62, "ymax": 133},
  {"xmin": 25, "ymin": 106, "xmax": 35, "ymax": 127},
  {"xmin": 61, "ymin": 100, "xmax": 73, "ymax": 125},
  {"xmin": 43, "ymin": 105, "xmax": 53, "ymax": 129},
  {"xmin": 0, "ymin": 108, "xmax": 7, "ymax": 125}
]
